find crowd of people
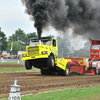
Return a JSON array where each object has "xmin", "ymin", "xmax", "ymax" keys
[{"xmin": 0, "ymin": 54, "xmax": 21, "ymax": 59}]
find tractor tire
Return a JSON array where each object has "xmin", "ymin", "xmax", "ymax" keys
[
  {"xmin": 47, "ymin": 55, "xmax": 55, "ymax": 68},
  {"xmin": 41, "ymin": 69, "xmax": 52, "ymax": 75},
  {"xmin": 57, "ymin": 70, "xmax": 62, "ymax": 76},
  {"xmin": 41, "ymin": 69, "xmax": 45, "ymax": 75},
  {"xmin": 25, "ymin": 60, "xmax": 32, "ymax": 70},
  {"xmin": 62, "ymin": 65, "xmax": 70, "ymax": 76}
]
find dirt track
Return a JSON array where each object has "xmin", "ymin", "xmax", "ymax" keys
[
  {"xmin": 0, "ymin": 64, "xmax": 24, "ymax": 68},
  {"xmin": 0, "ymin": 64, "xmax": 100, "ymax": 99}
]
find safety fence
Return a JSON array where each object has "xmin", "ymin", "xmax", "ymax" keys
[{"xmin": 0, "ymin": 59, "xmax": 24, "ymax": 64}]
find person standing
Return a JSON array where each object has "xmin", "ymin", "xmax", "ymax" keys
[
  {"xmin": 1, "ymin": 55, "xmax": 3, "ymax": 62},
  {"xmin": 17, "ymin": 55, "xmax": 20, "ymax": 64}
]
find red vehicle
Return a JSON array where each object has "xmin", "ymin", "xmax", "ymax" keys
[{"xmin": 65, "ymin": 39, "xmax": 100, "ymax": 75}]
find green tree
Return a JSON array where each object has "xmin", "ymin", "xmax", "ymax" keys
[
  {"xmin": 8, "ymin": 28, "xmax": 28, "ymax": 52},
  {"xmin": 27, "ymin": 32, "xmax": 37, "ymax": 41},
  {"xmin": 8, "ymin": 28, "xmax": 28, "ymax": 43},
  {"xmin": 74, "ymin": 49, "xmax": 87, "ymax": 57},
  {"xmin": 8, "ymin": 29, "xmax": 38, "ymax": 54},
  {"xmin": 0, "ymin": 29, "xmax": 7, "ymax": 53},
  {"xmin": 7, "ymin": 41, "xmax": 19, "ymax": 55},
  {"xmin": 83, "ymin": 42, "xmax": 91, "ymax": 56},
  {"xmin": 74, "ymin": 41, "xmax": 91, "ymax": 57}
]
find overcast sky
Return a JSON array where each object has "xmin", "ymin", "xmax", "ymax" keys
[
  {"xmin": 0, "ymin": 0, "xmax": 58, "ymax": 36},
  {"xmin": 0, "ymin": 0, "xmax": 86, "ymax": 50}
]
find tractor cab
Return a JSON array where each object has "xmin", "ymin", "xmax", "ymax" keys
[{"xmin": 90, "ymin": 39, "xmax": 100, "ymax": 61}]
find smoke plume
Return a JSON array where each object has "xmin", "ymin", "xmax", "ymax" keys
[{"xmin": 21, "ymin": 0, "xmax": 100, "ymax": 40}]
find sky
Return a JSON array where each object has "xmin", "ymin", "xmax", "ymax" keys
[{"xmin": 0, "ymin": 0, "xmax": 86, "ymax": 50}]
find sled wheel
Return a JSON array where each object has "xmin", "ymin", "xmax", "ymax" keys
[{"xmin": 96, "ymin": 69, "xmax": 99, "ymax": 75}]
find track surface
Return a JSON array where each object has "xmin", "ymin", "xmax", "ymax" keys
[{"xmin": 0, "ymin": 64, "xmax": 100, "ymax": 98}]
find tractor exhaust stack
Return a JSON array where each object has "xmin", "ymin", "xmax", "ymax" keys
[{"xmin": 39, "ymin": 40, "xmax": 41, "ymax": 44}]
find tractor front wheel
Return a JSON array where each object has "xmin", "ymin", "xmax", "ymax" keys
[
  {"xmin": 62, "ymin": 65, "xmax": 70, "ymax": 76},
  {"xmin": 47, "ymin": 55, "xmax": 55, "ymax": 68},
  {"xmin": 25, "ymin": 60, "xmax": 32, "ymax": 70}
]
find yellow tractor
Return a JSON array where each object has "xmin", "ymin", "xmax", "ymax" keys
[{"xmin": 22, "ymin": 36, "xmax": 71, "ymax": 75}]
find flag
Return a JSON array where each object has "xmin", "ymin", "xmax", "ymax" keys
[{"xmin": 10, "ymin": 41, "xmax": 13, "ymax": 51}]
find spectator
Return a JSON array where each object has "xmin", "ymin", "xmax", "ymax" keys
[
  {"xmin": 1, "ymin": 55, "xmax": 4, "ymax": 62},
  {"xmin": 17, "ymin": 55, "xmax": 21, "ymax": 64}
]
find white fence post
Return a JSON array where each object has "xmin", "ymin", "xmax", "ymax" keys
[{"xmin": 8, "ymin": 79, "xmax": 21, "ymax": 100}]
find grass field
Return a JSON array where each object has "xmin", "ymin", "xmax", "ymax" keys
[
  {"xmin": 0, "ymin": 67, "xmax": 39, "ymax": 72},
  {"xmin": 1, "ymin": 85, "xmax": 100, "ymax": 100},
  {"xmin": 0, "ymin": 62, "xmax": 39, "ymax": 72},
  {"xmin": 0, "ymin": 62, "xmax": 21, "ymax": 64}
]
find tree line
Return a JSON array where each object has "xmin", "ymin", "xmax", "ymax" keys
[
  {"xmin": 57, "ymin": 36, "xmax": 90, "ymax": 58},
  {"xmin": 0, "ymin": 28, "xmax": 90, "ymax": 57},
  {"xmin": 0, "ymin": 28, "xmax": 37, "ymax": 55}
]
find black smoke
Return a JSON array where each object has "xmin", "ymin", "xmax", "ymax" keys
[{"xmin": 21, "ymin": 0, "xmax": 100, "ymax": 40}]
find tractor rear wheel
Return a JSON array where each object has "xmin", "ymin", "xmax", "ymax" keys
[
  {"xmin": 41, "ymin": 69, "xmax": 45, "ymax": 75},
  {"xmin": 57, "ymin": 70, "xmax": 62, "ymax": 76},
  {"xmin": 62, "ymin": 65, "xmax": 70, "ymax": 76},
  {"xmin": 25, "ymin": 60, "xmax": 32, "ymax": 70},
  {"xmin": 41, "ymin": 69, "xmax": 52, "ymax": 75}
]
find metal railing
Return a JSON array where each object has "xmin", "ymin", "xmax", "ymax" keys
[{"xmin": 0, "ymin": 59, "xmax": 24, "ymax": 64}]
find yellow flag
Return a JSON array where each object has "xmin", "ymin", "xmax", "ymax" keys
[{"xmin": 10, "ymin": 41, "xmax": 13, "ymax": 51}]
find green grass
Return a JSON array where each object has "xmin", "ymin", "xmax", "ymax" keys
[
  {"xmin": 0, "ymin": 62, "xmax": 39, "ymax": 72},
  {"xmin": 1, "ymin": 85, "xmax": 100, "ymax": 100},
  {"xmin": 0, "ymin": 67, "xmax": 39, "ymax": 72}
]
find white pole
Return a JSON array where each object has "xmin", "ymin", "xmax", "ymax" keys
[
  {"xmin": 17, "ymin": 60, "xmax": 19, "ymax": 64},
  {"xmin": 39, "ymin": 40, "xmax": 41, "ymax": 44}
]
